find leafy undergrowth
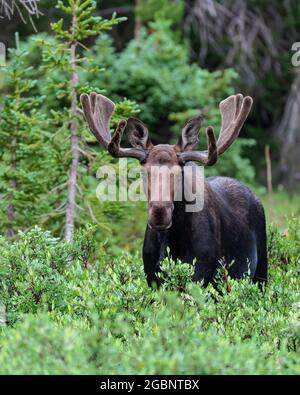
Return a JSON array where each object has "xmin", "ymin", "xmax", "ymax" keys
[{"xmin": 0, "ymin": 218, "xmax": 299, "ymax": 374}]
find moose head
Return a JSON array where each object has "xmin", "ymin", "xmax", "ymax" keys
[{"xmin": 80, "ymin": 92, "xmax": 253, "ymax": 231}]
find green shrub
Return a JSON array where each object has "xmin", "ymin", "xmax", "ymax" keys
[
  {"xmin": 0, "ymin": 219, "xmax": 299, "ymax": 374},
  {"xmin": 0, "ymin": 314, "xmax": 90, "ymax": 374},
  {"xmin": 0, "ymin": 226, "xmax": 96, "ymax": 324}
]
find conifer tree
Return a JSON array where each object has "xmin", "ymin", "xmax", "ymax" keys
[
  {"xmin": 0, "ymin": 2, "xmax": 138, "ymax": 240},
  {"xmin": 0, "ymin": 34, "xmax": 57, "ymax": 236},
  {"xmin": 48, "ymin": 0, "xmax": 125, "ymax": 241}
]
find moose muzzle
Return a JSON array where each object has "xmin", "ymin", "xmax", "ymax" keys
[{"xmin": 148, "ymin": 201, "xmax": 174, "ymax": 231}]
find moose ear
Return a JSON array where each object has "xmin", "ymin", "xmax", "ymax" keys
[
  {"xmin": 176, "ymin": 115, "xmax": 203, "ymax": 151},
  {"xmin": 125, "ymin": 118, "xmax": 152, "ymax": 150}
]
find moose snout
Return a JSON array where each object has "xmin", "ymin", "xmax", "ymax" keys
[{"xmin": 148, "ymin": 202, "xmax": 174, "ymax": 231}]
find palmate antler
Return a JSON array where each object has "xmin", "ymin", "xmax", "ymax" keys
[
  {"xmin": 177, "ymin": 94, "xmax": 253, "ymax": 165},
  {"xmin": 80, "ymin": 92, "xmax": 147, "ymax": 161},
  {"xmin": 81, "ymin": 92, "xmax": 253, "ymax": 167}
]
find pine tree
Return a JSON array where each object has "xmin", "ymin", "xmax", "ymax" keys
[
  {"xmin": 0, "ymin": 2, "xmax": 139, "ymax": 240},
  {"xmin": 47, "ymin": 0, "xmax": 126, "ymax": 241},
  {"xmin": 0, "ymin": 34, "xmax": 58, "ymax": 236}
]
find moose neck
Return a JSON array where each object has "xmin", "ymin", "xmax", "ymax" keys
[{"xmin": 171, "ymin": 165, "xmax": 211, "ymax": 229}]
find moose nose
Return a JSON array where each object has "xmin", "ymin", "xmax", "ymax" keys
[
  {"xmin": 148, "ymin": 223, "xmax": 172, "ymax": 231},
  {"xmin": 148, "ymin": 202, "xmax": 174, "ymax": 231}
]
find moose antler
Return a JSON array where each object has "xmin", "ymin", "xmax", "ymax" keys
[
  {"xmin": 177, "ymin": 94, "xmax": 253, "ymax": 166},
  {"xmin": 177, "ymin": 126, "xmax": 218, "ymax": 165},
  {"xmin": 217, "ymin": 94, "xmax": 253, "ymax": 155},
  {"xmin": 80, "ymin": 92, "xmax": 147, "ymax": 161}
]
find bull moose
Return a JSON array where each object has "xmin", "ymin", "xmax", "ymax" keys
[{"xmin": 80, "ymin": 92, "xmax": 268, "ymax": 289}]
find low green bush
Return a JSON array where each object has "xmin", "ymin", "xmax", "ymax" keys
[{"xmin": 0, "ymin": 219, "xmax": 299, "ymax": 374}]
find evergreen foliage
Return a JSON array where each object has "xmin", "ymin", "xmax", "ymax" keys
[{"xmin": 0, "ymin": 35, "xmax": 58, "ymax": 236}]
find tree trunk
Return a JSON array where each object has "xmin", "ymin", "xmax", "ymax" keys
[
  {"xmin": 275, "ymin": 69, "xmax": 300, "ymax": 193},
  {"xmin": 6, "ymin": 136, "xmax": 17, "ymax": 237},
  {"xmin": 134, "ymin": 0, "xmax": 142, "ymax": 38},
  {"xmin": 65, "ymin": 41, "xmax": 80, "ymax": 242},
  {"xmin": 265, "ymin": 145, "xmax": 273, "ymax": 221}
]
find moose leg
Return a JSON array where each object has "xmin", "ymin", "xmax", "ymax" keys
[
  {"xmin": 225, "ymin": 230, "xmax": 259, "ymax": 282},
  {"xmin": 143, "ymin": 226, "xmax": 168, "ymax": 289},
  {"xmin": 193, "ymin": 258, "xmax": 219, "ymax": 287},
  {"xmin": 253, "ymin": 212, "xmax": 268, "ymax": 290}
]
